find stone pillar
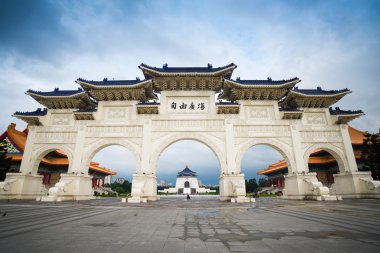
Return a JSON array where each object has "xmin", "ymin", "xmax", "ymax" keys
[
  {"xmin": 0, "ymin": 126, "xmax": 45, "ymax": 199},
  {"xmin": 283, "ymin": 125, "xmax": 334, "ymax": 200},
  {"xmin": 329, "ymin": 125, "xmax": 380, "ymax": 198},
  {"xmin": 130, "ymin": 120, "xmax": 158, "ymax": 202},
  {"xmin": 69, "ymin": 126, "xmax": 86, "ymax": 174},
  {"xmin": 289, "ymin": 125, "xmax": 304, "ymax": 174},
  {"xmin": 219, "ymin": 120, "xmax": 248, "ymax": 202},
  {"xmin": 224, "ymin": 120, "xmax": 236, "ymax": 174},
  {"xmin": 339, "ymin": 124, "xmax": 358, "ymax": 172},
  {"xmin": 20, "ymin": 126, "xmax": 37, "ymax": 174}
]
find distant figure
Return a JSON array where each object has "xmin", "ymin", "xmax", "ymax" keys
[{"xmin": 187, "ymin": 194, "xmax": 190, "ymax": 200}]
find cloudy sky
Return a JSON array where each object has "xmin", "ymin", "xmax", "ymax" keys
[{"xmin": 1, "ymin": 0, "xmax": 379, "ymax": 184}]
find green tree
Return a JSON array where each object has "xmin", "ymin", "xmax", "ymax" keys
[
  {"xmin": 0, "ymin": 139, "xmax": 12, "ymax": 181},
  {"xmin": 110, "ymin": 179, "xmax": 131, "ymax": 194},
  {"xmin": 245, "ymin": 178, "xmax": 259, "ymax": 193},
  {"xmin": 360, "ymin": 129, "xmax": 380, "ymax": 180},
  {"xmin": 258, "ymin": 178, "xmax": 269, "ymax": 187}
]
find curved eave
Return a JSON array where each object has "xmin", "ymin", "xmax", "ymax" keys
[
  {"xmin": 90, "ymin": 165, "xmax": 117, "ymax": 175},
  {"xmin": 223, "ymin": 78, "xmax": 300, "ymax": 89},
  {"xmin": 139, "ymin": 64, "xmax": 237, "ymax": 78},
  {"xmin": 26, "ymin": 91, "xmax": 96, "ymax": 109},
  {"xmin": 220, "ymin": 79, "xmax": 299, "ymax": 100},
  {"xmin": 12, "ymin": 114, "xmax": 43, "ymax": 126},
  {"xmin": 280, "ymin": 90, "xmax": 352, "ymax": 108},
  {"xmin": 334, "ymin": 113, "xmax": 365, "ymax": 124},
  {"xmin": 26, "ymin": 91, "xmax": 88, "ymax": 99},
  {"xmin": 290, "ymin": 90, "xmax": 351, "ymax": 99},
  {"xmin": 76, "ymin": 79, "xmax": 153, "ymax": 90},
  {"xmin": 1, "ymin": 124, "xmax": 27, "ymax": 151},
  {"xmin": 77, "ymin": 79, "xmax": 157, "ymax": 101}
]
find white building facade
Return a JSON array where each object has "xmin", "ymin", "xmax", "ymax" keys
[{"xmin": 1, "ymin": 63, "xmax": 379, "ymax": 202}]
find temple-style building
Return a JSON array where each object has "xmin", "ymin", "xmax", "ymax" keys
[
  {"xmin": 257, "ymin": 126, "xmax": 366, "ymax": 191},
  {"xmin": 0, "ymin": 123, "xmax": 116, "ymax": 193},
  {"xmin": 0, "ymin": 62, "xmax": 379, "ymax": 202},
  {"xmin": 158, "ymin": 166, "xmax": 216, "ymax": 195}
]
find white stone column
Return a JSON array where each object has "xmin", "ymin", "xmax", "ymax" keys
[
  {"xmin": 69, "ymin": 126, "xmax": 86, "ymax": 174},
  {"xmin": 20, "ymin": 126, "xmax": 37, "ymax": 174},
  {"xmin": 224, "ymin": 120, "xmax": 235, "ymax": 174},
  {"xmin": 289, "ymin": 124, "xmax": 304, "ymax": 173},
  {"xmin": 219, "ymin": 120, "xmax": 248, "ymax": 202},
  {"xmin": 130, "ymin": 119, "xmax": 158, "ymax": 202},
  {"xmin": 339, "ymin": 124, "xmax": 358, "ymax": 172},
  {"xmin": 141, "ymin": 120, "xmax": 152, "ymax": 174}
]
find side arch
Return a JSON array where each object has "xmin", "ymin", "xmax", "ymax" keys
[
  {"xmin": 236, "ymin": 138, "xmax": 296, "ymax": 174},
  {"xmin": 30, "ymin": 144, "xmax": 74, "ymax": 174},
  {"xmin": 150, "ymin": 132, "xmax": 227, "ymax": 174},
  {"xmin": 82, "ymin": 138, "xmax": 141, "ymax": 174},
  {"xmin": 303, "ymin": 143, "xmax": 348, "ymax": 173}
]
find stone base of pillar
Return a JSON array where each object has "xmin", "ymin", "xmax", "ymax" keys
[
  {"xmin": 219, "ymin": 174, "xmax": 248, "ymax": 201},
  {"xmin": 331, "ymin": 171, "xmax": 380, "ymax": 198},
  {"xmin": 130, "ymin": 174, "xmax": 158, "ymax": 202},
  {"xmin": 0, "ymin": 173, "xmax": 45, "ymax": 199},
  {"xmin": 41, "ymin": 174, "xmax": 94, "ymax": 202},
  {"xmin": 283, "ymin": 173, "xmax": 336, "ymax": 201}
]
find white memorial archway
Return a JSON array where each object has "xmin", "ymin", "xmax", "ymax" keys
[{"xmin": 1, "ymin": 63, "xmax": 379, "ymax": 202}]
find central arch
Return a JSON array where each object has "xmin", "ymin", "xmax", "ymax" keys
[{"xmin": 150, "ymin": 133, "xmax": 227, "ymax": 175}]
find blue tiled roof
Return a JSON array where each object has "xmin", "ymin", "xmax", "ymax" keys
[
  {"xmin": 137, "ymin": 101, "xmax": 160, "ymax": 105},
  {"xmin": 292, "ymin": 87, "xmax": 350, "ymax": 95},
  {"xmin": 27, "ymin": 88, "xmax": 85, "ymax": 96},
  {"xmin": 77, "ymin": 77, "xmax": 147, "ymax": 86},
  {"xmin": 75, "ymin": 108, "xmax": 98, "ymax": 113},
  {"xmin": 279, "ymin": 107, "xmax": 302, "ymax": 112},
  {"xmin": 140, "ymin": 63, "xmax": 236, "ymax": 73},
  {"xmin": 14, "ymin": 108, "xmax": 47, "ymax": 116},
  {"xmin": 329, "ymin": 107, "xmax": 363, "ymax": 115},
  {"xmin": 232, "ymin": 77, "xmax": 299, "ymax": 85},
  {"xmin": 177, "ymin": 166, "xmax": 197, "ymax": 177},
  {"xmin": 216, "ymin": 100, "xmax": 239, "ymax": 105}
]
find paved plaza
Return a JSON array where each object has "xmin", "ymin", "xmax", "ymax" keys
[{"xmin": 0, "ymin": 196, "xmax": 379, "ymax": 253}]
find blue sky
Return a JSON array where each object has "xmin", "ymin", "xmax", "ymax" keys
[{"xmin": 1, "ymin": 0, "xmax": 379, "ymax": 184}]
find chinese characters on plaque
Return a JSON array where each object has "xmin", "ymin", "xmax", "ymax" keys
[{"xmin": 169, "ymin": 101, "xmax": 207, "ymax": 113}]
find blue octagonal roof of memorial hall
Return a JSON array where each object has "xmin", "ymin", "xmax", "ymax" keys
[{"xmin": 177, "ymin": 165, "xmax": 197, "ymax": 177}]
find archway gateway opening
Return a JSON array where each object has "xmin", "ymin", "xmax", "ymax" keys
[
  {"xmin": 306, "ymin": 149, "xmax": 342, "ymax": 188},
  {"xmin": 90, "ymin": 145, "xmax": 136, "ymax": 196},
  {"xmin": 36, "ymin": 150, "xmax": 69, "ymax": 190},
  {"xmin": 156, "ymin": 140, "xmax": 220, "ymax": 195},
  {"xmin": 242, "ymin": 144, "xmax": 289, "ymax": 195}
]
